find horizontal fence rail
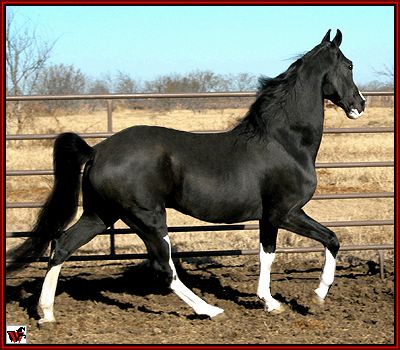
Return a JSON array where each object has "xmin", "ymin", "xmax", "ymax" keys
[
  {"xmin": 6, "ymin": 219, "xmax": 395, "ymax": 238},
  {"xmin": 5, "ymin": 127, "xmax": 395, "ymax": 142},
  {"xmin": 4, "ymin": 162, "xmax": 395, "ymax": 178},
  {"xmin": 24, "ymin": 243, "xmax": 393, "ymax": 261},
  {"xmin": 5, "ymin": 192, "xmax": 395, "ymax": 209},
  {"xmin": 5, "ymin": 90, "xmax": 394, "ymax": 101},
  {"xmin": 6, "ymin": 91, "xmax": 394, "ymax": 270}
]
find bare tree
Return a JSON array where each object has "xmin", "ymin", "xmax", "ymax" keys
[
  {"xmin": 144, "ymin": 70, "xmax": 230, "ymax": 93},
  {"xmin": 6, "ymin": 11, "xmax": 55, "ymax": 95},
  {"xmin": 6, "ymin": 10, "xmax": 56, "ymax": 133},
  {"xmin": 87, "ymin": 78, "xmax": 111, "ymax": 94},
  {"xmin": 373, "ymin": 64, "xmax": 394, "ymax": 89},
  {"xmin": 34, "ymin": 64, "xmax": 87, "ymax": 114},
  {"xmin": 86, "ymin": 76, "xmax": 114, "ymax": 111},
  {"xmin": 114, "ymin": 71, "xmax": 139, "ymax": 94},
  {"xmin": 229, "ymin": 73, "xmax": 257, "ymax": 91},
  {"xmin": 187, "ymin": 70, "xmax": 228, "ymax": 92},
  {"xmin": 34, "ymin": 64, "xmax": 86, "ymax": 95}
]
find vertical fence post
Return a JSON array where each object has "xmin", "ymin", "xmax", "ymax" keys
[
  {"xmin": 378, "ymin": 250, "xmax": 385, "ymax": 279},
  {"xmin": 106, "ymin": 99, "xmax": 115, "ymax": 257},
  {"xmin": 107, "ymin": 99, "xmax": 113, "ymax": 133},
  {"xmin": 110, "ymin": 225, "xmax": 116, "ymax": 258}
]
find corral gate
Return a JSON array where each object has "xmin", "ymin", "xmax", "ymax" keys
[{"xmin": 6, "ymin": 91, "xmax": 394, "ymax": 278}]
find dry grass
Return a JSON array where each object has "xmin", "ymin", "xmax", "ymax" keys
[{"xmin": 6, "ymin": 102, "xmax": 394, "ymax": 262}]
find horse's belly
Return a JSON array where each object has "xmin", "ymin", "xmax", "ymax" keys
[
  {"xmin": 171, "ymin": 200, "xmax": 261, "ymax": 224},
  {"xmin": 170, "ymin": 178, "xmax": 262, "ymax": 223}
]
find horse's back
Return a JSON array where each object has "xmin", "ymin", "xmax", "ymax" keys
[
  {"xmin": 87, "ymin": 125, "xmax": 263, "ymax": 222},
  {"xmin": 92, "ymin": 125, "xmax": 237, "ymax": 171}
]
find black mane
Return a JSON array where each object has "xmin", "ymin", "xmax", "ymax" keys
[
  {"xmin": 234, "ymin": 44, "xmax": 327, "ymax": 137},
  {"xmin": 256, "ymin": 57, "xmax": 303, "ymax": 96}
]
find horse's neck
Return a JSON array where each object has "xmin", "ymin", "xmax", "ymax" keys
[{"xmin": 268, "ymin": 81, "xmax": 325, "ymax": 163}]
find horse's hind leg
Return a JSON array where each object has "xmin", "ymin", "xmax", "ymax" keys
[
  {"xmin": 257, "ymin": 219, "xmax": 285, "ymax": 313},
  {"xmin": 38, "ymin": 212, "xmax": 110, "ymax": 324},
  {"xmin": 163, "ymin": 235, "xmax": 224, "ymax": 317},
  {"xmin": 38, "ymin": 262, "xmax": 62, "ymax": 324},
  {"xmin": 122, "ymin": 208, "xmax": 224, "ymax": 318}
]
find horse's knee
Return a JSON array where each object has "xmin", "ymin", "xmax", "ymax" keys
[
  {"xmin": 151, "ymin": 260, "xmax": 174, "ymax": 287},
  {"xmin": 49, "ymin": 213, "xmax": 107, "ymax": 267},
  {"xmin": 327, "ymin": 235, "xmax": 340, "ymax": 258},
  {"xmin": 49, "ymin": 239, "xmax": 70, "ymax": 267}
]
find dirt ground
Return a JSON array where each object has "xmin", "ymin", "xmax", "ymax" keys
[{"xmin": 5, "ymin": 254, "xmax": 394, "ymax": 345}]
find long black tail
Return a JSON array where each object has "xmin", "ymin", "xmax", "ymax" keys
[{"xmin": 6, "ymin": 133, "xmax": 94, "ymax": 274}]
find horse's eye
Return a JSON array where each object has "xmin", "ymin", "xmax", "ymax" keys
[{"xmin": 348, "ymin": 64, "xmax": 353, "ymax": 70}]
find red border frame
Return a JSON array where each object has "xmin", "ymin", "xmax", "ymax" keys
[
  {"xmin": 1, "ymin": 1, "xmax": 398, "ymax": 349},
  {"xmin": 3, "ymin": 0, "xmax": 364, "ymax": 3},
  {"xmin": 0, "ymin": 0, "xmax": 397, "ymax": 4}
]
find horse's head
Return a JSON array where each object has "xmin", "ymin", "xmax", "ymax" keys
[{"xmin": 320, "ymin": 29, "xmax": 366, "ymax": 119}]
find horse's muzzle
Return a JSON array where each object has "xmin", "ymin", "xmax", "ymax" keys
[
  {"xmin": 347, "ymin": 108, "xmax": 364, "ymax": 119},
  {"xmin": 345, "ymin": 91, "xmax": 366, "ymax": 119}
]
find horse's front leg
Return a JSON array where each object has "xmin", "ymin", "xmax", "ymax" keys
[
  {"xmin": 257, "ymin": 219, "xmax": 285, "ymax": 314},
  {"xmin": 280, "ymin": 208, "xmax": 340, "ymax": 303}
]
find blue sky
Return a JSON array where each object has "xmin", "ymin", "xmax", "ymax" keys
[{"xmin": 7, "ymin": 5, "xmax": 394, "ymax": 85}]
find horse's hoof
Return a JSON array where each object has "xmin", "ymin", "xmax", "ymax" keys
[
  {"xmin": 268, "ymin": 303, "xmax": 286, "ymax": 315},
  {"xmin": 259, "ymin": 297, "xmax": 286, "ymax": 314},
  {"xmin": 37, "ymin": 320, "xmax": 57, "ymax": 330},
  {"xmin": 195, "ymin": 305, "xmax": 224, "ymax": 319},
  {"xmin": 308, "ymin": 294, "xmax": 327, "ymax": 314},
  {"xmin": 312, "ymin": 294, "xmax": 325, "ymax": 306},
  {"xmin": 207, "ymin": 306, "xmax": 225, "ymax": 318},
  {"xmin": 211, "ymin": 311, "xmax": 228, "ymax": 321}
]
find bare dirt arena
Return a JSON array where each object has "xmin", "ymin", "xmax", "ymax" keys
[{"xmin": 6, "ymin": 254, "xmax": 394, "ymax": 345}]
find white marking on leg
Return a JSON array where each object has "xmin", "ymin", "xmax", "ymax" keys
[
  {"xmin": 314, "ymin": 248, "xmax": 336, "ymax": 300},
  {"xmin": 38, "ymin": 264, "xmax": 63, "ymax": 323},
  {"xmin": 163, "ymin": 236, "xmax": 224, "ymax": 317},
  {"xmin": 257, "ymin": 244, "xmax": 282, "ymax": 312}
]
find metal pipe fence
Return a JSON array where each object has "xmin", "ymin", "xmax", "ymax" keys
[
  {"xmin": 5, "ymin": 90, "xmax": 394, "ymax": 101},
  {"xmin": 6, "ymin": 91, "xmax": 394, "ymax": 274}
]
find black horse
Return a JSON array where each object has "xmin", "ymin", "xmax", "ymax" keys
[{"xmin": 7, "ymin": 29, "xmax": 365, "ymax": 323}]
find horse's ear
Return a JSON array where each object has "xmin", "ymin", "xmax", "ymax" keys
[
  {"xmin": 321, "ymin": 29, "xmax": 331, "ymax": 44},
  {"xmin": 332, "ymin": 29, "xmax": 342, "ymax": 47}
]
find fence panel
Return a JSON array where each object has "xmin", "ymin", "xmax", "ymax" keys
[{"xmin": 5, "ymin": 91, "xmax": 394, "ymax": 272}]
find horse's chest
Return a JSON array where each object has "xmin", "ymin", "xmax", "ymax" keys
[{"xmin": 264, "ymin": 162, "xmax": 317, "ymax": 206}]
